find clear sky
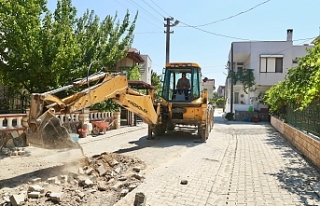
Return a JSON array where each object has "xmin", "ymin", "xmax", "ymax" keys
[{"xmin": 47, "ymin": 0, "xmax": 320, "ymax": 88}]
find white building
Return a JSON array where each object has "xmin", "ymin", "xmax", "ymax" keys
[
  {"xmin": 140, "ymin": 55, "xmax": 152, "ymax": 84},
  {"xmin": 202, "ymin": 78, "xmax": 215, "ymax": 100},
  {"xmin": 225, "ymin": 29, "xmax": 314, "ymax": 113}
]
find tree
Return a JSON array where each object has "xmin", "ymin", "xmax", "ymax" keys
[
  {"xmin": 264, "ymin": 43, "xmax": 320, "ymax": 113},
  {"xmin": 0, "ymin": 0, "xmax": 137, "ymax": 94}
]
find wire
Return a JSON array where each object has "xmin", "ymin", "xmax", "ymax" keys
[
  {"xmin": 140, "ymin": 0, "xmax": 164, "ymax": 18},
  {"xmin": 125, "ymin": 0, "xmax": 163, "ymax": 24},
  {"xmin": 183, "ymin": 0, "xmax": 271, "ymax": 28},
  {"xmin": 150, "ymin": 0, "xmax": 171, "ymax": 17},
  {"xmin": 179, "ymin": 21, "xmax": 251, "ymax": 40},
  {"xmin": 114, "ymin": 0, "xmax": 162, "ymax": 29}
]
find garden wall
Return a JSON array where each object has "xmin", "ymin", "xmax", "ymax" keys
[{"xmin": 271, "ymin": 116, "xmax": 320, "ymax": 168}]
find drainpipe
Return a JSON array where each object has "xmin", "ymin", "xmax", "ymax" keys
[{"xmin": 230, "ymin": 43, "xmax": 234, "ymax": 113}]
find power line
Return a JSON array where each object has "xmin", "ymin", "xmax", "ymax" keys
[
  {"xmin": 150, "ymin": 0, "xmax": 171, "ymax": 17},
  {"xmin": 179, "ymin": 21, "xmax": 251, "ymax": 40},
  {"xmin": 184, "ymin": 0, "xmax": 271, "ymax": 28},
  {"xmin": 140, "ymin": 0, "xmax": 164, "ymax": 18},
  {"xmin": 125, "ymin": 0, "xmax": 163, "ymax": 24},
  {"xmin": 114, "ymin": 0, "xmax": 162, "ymax": 29}
]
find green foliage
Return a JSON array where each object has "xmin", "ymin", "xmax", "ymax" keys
[
  {"xmin": 264, "ymin": 44, "xmax": 320, "ymax": 113},
  {"xmin": 216, "ymin": 97, "xmax": 225, "ymax": 108},
  {"xmin": 151, "ymin": 70, "xmax": 161, "ymax": 98},
  {"xmin": 90, "ymin": 99, "xmax": 120, "ymax": 112},
  {"xmin": 229, "ymin": 68, "xmax": 255, "ymax": 94},
  {"xmin": 127, "ymin": 65, "xmax": 141, "ymax": 80},
  {"xmin": 0, "ymin": 0, "xmax": 137, "ymax": 94}
]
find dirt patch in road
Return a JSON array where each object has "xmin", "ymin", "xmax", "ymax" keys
[{"xmin": 0, "ymin": 152, "xmax": 146, "ymax": 206}]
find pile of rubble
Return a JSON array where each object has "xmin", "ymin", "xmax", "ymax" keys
[
  {"xmin": 1, "ymin": 147, "xmax": 26, "ymax": 157},
  {"xmin": 0, "ymin": 152, "xmax": 145, "ymax": 206}
]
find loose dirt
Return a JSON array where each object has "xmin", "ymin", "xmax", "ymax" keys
[{"xmin": 0, "ymin": 149, "xmax": 146, "ymax": 206}]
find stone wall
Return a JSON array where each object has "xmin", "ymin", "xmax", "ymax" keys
[{"xmin": 271, "ymin": 116, "xmax": 320, "ymax": 168}]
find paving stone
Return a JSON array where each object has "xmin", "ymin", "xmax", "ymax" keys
[
  {"xmin": 28, "ymin": 185, "xmax": 44, "ymax": 193},
  {"xmin": 128, "ymin": 184, "xmax": 137, "ymax": 191},
  {"xmin": 28, "ymin": 191, "xmax": 41, "ymax": 198},
  {"xmin": 9, "ymin": 193, "xmax": 26, "ymax": 206},
  {"xmin": 85, "ymin": 167, "xmax": 94, "ymax": 175},
  {"xmin": 59, "ymin": 175, "xmax": 68, "ymax": 183},
  {"xmin": 84, "ymin": 179, "xmax": 94, "ymax": 187},
  {"xmin": 78, "ymin": 167, "xmax": 84, "ymax": 175},
  {"xmin": 120, "ymin": 189, "xmax": 129, "ymax": 197},
  {"xmin": 96, "ymin": 165, "xmax": 106, "ymax": 176},
  {"xmin": 47, "ymin": 177, "xmax": 57, "ymax": 184},
  {"xmin": 50, "ymin": 192, "xmax": 65, "ymax": 202},
  {"xmin": 97, "ymin": 181, "xmax": 108, "ymax": 191},
  {"xmin": 17, "ymin": 151, "xmax": 25, "ymax": 156}
]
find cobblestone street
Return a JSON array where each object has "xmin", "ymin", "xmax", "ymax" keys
[{"xmin": 115, "ymin": 109, "xmax": 320, "ymax": 206}]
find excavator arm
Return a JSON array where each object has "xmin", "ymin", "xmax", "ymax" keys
[{"xmin": 27, "ymin": 72, "xmax": 160, "ymax": 149}]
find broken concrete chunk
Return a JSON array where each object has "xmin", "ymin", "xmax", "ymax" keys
[
  {"xmin": 85, "ymin": 167, "xmax": 94, "ymax": 175},
  {"xmin": 180, "ymin": 179, "xmax": 188, "ymax": 185},
  {"xmin": 17, "ymin": 151, "xmax": 25, "ymax": 156},
  {"xmin": 108, "ymin": 159, "xmax": 119, "ymax": 167},
  {"xmin": 96, "ymin": 165, "xmax": 106, "ymax": 176},
  {"xmin": 118, "ymin": 176, "xmax": 127, "ymax": 181},
  {"xmin": 9, "ymin": 194, "xmax": 26, "ymax": 206},
  {"xmin": 128, "ymin": 184, "xmax": 137, "ymax": 191},
  {"xmin": 59, "ymin": 175, "xmax": 68, "ymax": 183},
  {"xmin": 134, "ymin": 192, "xmax": 146, "ymax": 206},
  {"xmin": 11, "ymin": 151, "xmax": 18, "ymax": 156},
  {"xmin": 77, "ymin": 192, "xmax": 85, "ymax": 199},
  {"xmin": 132, "ymin": 166, "xmax": 141, "ymax": 173},
  {"xmin": 97, "ymin": 181, "xmax": 108, "ymax": 191},
  {"xmin": 111, "ymin": 183, "xmax": 122, "ymax": 191},
  {"xmin": 30, "ymin": 177, "xmax": 42, "ymax": 184},
  {"xmin": 78, "ymin": 168, "xmax": 84, "ymax": 175},
  {"xmin": 120, "ymin": 189, "xmax": 129, "ymax": 197},
  {"xmin": 107, "ymin": 178, "xmax": 115, "ymax": 184},
  {"xmin": 1, "ymin": 147, "xmax": 10, "ymax": 155},
  {"xmin": 88, "ymin": 189, "xmax": 96, "ymax": 193},
  {"xmin": 50, "ymin": 192, "xmax": 65, "ymax": 202},
  {"xmin": 28, "ymin": 185, "xmax": 44, "ymax": 193},
  {"xmin": 114, "ymin": 167, "xmax": 121, "ymax": 174},
  {"xmin": 28, "ymin": 191, "xmax": 41, "ymax": 198},
  {"xmin": 84, "ymin": 179, "xmax": 94, "ymax": 187},
  {"xmin": 132, "ymin": 174, "xmax": 143, "ymax": 180},
  {"xmin": 47, "ymin": 177, "xmax": 57, "ymax": 184}
]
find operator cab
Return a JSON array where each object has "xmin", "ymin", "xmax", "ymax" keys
[{"xmin": 161, "ymin": 62, "xmax": 202, "ymax": 102}]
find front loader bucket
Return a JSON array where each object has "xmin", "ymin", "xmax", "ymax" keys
[{"xmin": 27, "ymin": 110, "xmax": 80, "ymax": 149}]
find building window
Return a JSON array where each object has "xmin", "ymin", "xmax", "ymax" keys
[
  {"xmin": 260, "ymin": 57, "xmax": 283, "ymax": 73},
  {"xmin": 234, "ymin": 92, "xmax": 239, "ymax": 104}
]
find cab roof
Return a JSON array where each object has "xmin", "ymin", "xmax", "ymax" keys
[{"xmin": 165, "ymin": 62, "xmax": 201, "ymax": 69}]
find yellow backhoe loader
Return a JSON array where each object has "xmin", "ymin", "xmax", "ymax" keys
[{"xmin": 26, "ymin": 62, "xmax": 214, "ymax": 149}]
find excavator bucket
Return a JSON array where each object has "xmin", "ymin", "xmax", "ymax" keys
[{"xmin": 26, "ymin": 109, "xmax": 80, "ymax": 149}]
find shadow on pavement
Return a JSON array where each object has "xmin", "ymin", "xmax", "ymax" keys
[
  {"xmin": 0, "ymin": 161, "xmax": 80, "ymax": 189},
  {"xmin": 113, "ymin": 129, "xmax": 202, "ymax": 154},
  {"xmin": 264, "ymin": 126, "xmax": 320, "ymax": 203}
]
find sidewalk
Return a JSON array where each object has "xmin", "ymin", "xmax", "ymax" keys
[
  {"xmin": 115, "ymin": 110, "xmax": 320, "ymax": 206},
  {"xmin": 78, "ymin": 123, "xmax": 148, "ymax": 145}
]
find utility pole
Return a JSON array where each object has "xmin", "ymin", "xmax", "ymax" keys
[{"xmin": 164, "ymin": 17, "xmax": 179, "ymax": 64}]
